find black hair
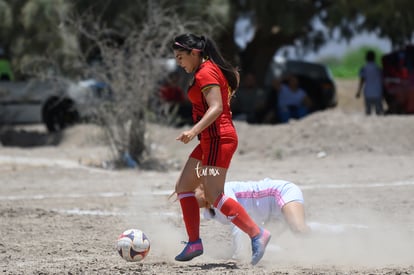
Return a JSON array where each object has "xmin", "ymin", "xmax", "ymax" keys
[
  {"xmin": 172, "ymin": 33, "xmax": 239, "ymax": 92},
  {"xmin": 366, "ymin": 50, "xmax": 376, "ymax": 62}
]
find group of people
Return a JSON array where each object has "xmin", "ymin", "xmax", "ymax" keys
[
  {"xmin": 230, "ymin": 72, "xmax": 312, "ymax": 124},
  {"xmin": 158, "ymin": 47, "xmax": 385, "ymax": 130},
  {"xmin": 156, "ymin": 68, "xmax": 313, "ymax": 126},
  {"xmin": 157, "ymin": 53, "xmax": 313, "ymax": 126},
  {"xmin": 169, "ymin": 33, "xmax": 312, "ymax": 266}
]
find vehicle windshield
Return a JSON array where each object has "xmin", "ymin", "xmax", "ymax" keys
[{"xmin": 285, "ymin": 61, "xmax": 329, "ymax": 79}]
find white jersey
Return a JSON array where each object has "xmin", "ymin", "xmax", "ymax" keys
[{"xmin": 203, "ymin": 178, "xmax": 304, "ymax": 259}]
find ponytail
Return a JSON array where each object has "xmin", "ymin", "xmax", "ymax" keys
[
  {"xmin": 202, "ymin": 37, "xmax": 239, "ymax": 93},
  {"xmin": 172, "ymin": 34, "xmax": 239, "ymax": 93}
]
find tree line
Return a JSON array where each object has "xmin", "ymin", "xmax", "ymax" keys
[{"xmin": 1, "ymin": 0, "xmax": 414, "ymax": 82}]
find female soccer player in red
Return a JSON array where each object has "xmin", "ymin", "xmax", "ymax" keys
[{"xmin": 172, "ymin": 33, "xmax": 271, "ymax": 265}]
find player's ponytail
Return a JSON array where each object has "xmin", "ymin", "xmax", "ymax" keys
[
  {"xmin": 202, "ymin": 36, "xmax": 239, "ymax": 93},
  {"xmin": 172, "ymin": 34, "xmax": 239, "ymax": 94}
]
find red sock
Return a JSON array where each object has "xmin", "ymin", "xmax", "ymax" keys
[
  {"xmin": 177, "ymin": 192, "xmax": 200, "ymax": 242},
  {"xmin": 214, "ymin": 193, "xmax": 260, "ymax": 238}
]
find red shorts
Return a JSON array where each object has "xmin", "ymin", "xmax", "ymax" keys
[{"xmin": 189, "ymin": 133, "xmax": 238, "ymax": 168}]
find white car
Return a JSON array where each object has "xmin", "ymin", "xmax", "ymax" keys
[{"xmin": 0, "ymin": 78, "xmax": 110, "ymax": 132}]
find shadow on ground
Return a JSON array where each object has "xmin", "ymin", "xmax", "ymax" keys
[
  {"xmin": 0, "ymin": 127, "xmax": 62, "ymax": 147},
  {"xmin": 190, "ymin": 262, "xmax": 240, "ymax": 270}
]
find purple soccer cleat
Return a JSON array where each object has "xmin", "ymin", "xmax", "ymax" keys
[
  {"xmin": 175, "ymin": 238, "xmax": 203, "ymax": 262},
  {"xmin": 251, "ymin": 228, "xmax": 271, "ymax": 265}
]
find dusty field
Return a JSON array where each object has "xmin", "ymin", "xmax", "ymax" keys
[{"xmin": 1, "ymin": 79, "xmax": 414, "ymax": 274}]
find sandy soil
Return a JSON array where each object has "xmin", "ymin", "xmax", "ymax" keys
[{"xmin": 1, "ymin": 79, "xmax": 414, "ymax": 274}]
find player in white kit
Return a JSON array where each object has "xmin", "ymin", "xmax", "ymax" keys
[{"xmin": 195, "ymin": 178, "xmax": 310, "ymax": 259}]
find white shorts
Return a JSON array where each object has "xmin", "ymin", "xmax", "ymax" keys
[{"xmin": 229, "ymin": 178, "xmax": 304, "ymax": 223}]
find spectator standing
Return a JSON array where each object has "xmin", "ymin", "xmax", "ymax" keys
[{"xmin": 356, "ymin": 50, "xmax": 384, "ymax": 115}]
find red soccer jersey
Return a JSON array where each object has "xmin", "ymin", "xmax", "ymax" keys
[{"xmin": 187, "ymin": 60, "xmax": 235, "ymax": 139}]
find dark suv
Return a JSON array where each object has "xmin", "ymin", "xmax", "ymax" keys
[
  {"xmin": 382, "ymin": 45, "xmax": 414, "ymax": 114},
  {"xmin": 265, "ymin": 58, "xmax": 337, "ymax": 112}
]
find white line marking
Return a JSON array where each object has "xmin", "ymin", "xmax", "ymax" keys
[
  {"xmin": 0, "ymin": 191, "xmax": 173, "ymax": 201},
  {"xmin": 1, "ymin": 180, "xmax": 413, "ymax": 201},
  {"xmin": 0, "ymin": 155, "xmax": 111, "ymax": 173},
  {"xmin": 52, "ymin": 208, "xmax": 124, "ymax": 216},
  {"xmin": 300, "ymin": 180, "xmax": 414, "ymax": 190},
  {"xmin": 0, "ymin": 190, "xmax": 174, "ymax": 201},
  {"xmin": 51, "ymin": 208, "xmax": 179, "ymax": 217},
  {"xmin": 0, "ymin": 192, "xmax": 130, "ymax": 201},
  {"xmin": 308, "ymin": 221, "xmax": 369, "ymax": 233}
]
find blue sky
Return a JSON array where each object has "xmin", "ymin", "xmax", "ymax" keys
[
  {"xmin": 305, "ymin": 32, "xmax": 392, "ymax": 61},
  {"xmin": 274, "ymin": 32, "xmax": 392, "ymax": 62}
]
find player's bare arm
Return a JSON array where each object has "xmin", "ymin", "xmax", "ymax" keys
[{"xmin": 176, "ymin": 85, "xmax": 222, "ymax": 144}]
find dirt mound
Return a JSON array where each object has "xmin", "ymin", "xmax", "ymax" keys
[
  {"xmin": 234, "ymin": 109, "xmax": 414, "ymax": 159},
  {"xmin": 59, "ymin": 124, "xmax": 107, "ymax": 148},
  {"xmin": 54, "ymin": 108, "xmax": 414, "ymax": 164}
]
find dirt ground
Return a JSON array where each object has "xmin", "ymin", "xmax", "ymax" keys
[{"xmin": 1, "ymin": 79, "xmax": 414, "ymax": 274}]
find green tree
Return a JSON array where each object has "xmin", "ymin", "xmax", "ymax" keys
[
  {"xmin": 58, "ymin": 1, "xmax": 211, "ymax": 168},
  {"xmin": 322, "ymin": 0, "xmax": 414, "ymax": 49},
  {"xmin": 0, "ymin": 0, "xmax": 75, "ymax": 78},
  {"xmin": 219, "ymin": 0, "xmax": 332, "ymax": 84},
  {"xmin": 217, "ymin": 0, "xmax": 414, "ymax": 85},
  {"xmin": 3, "ymin": 0, "xmax": 414, "ymax": 81}
]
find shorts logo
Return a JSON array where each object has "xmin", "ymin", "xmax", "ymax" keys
[{"xmin": 195, "ymin": 161, "xmax": 220, "ymax": 178}]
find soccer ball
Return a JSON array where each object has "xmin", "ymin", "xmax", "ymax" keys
[{"xmin": 116, "ymin": 229, "xmax": 150, "ymax": 262}]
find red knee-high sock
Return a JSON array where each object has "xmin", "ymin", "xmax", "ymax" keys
[
  {"xmin": 177, "ymin": 192, "xmax": 200, "ymax": 242},
  {"xmin": 214, "ymin": 193, "xmax": 260, "ymax": 238}
]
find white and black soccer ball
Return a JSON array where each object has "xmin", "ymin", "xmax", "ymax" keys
[{"xmin": 116, "ymin": 229, "xmax": 150, "ymax": 262}]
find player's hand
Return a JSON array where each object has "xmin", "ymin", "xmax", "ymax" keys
[{"xmin": 176, "ymin": 130, "xmax": 197, "ymax": 144}]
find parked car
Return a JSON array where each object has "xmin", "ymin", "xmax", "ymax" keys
[
  {"xmin": 265, "ymin": 57, "xmax": 337, "ymax": 112},
  {"xmin": 43, "ymin": 79, "xmax": 111, "ymax": 132},
  {"xmin": 0, "ymin": 78, "xmax": 110, "ymax": 132},
  {"xmin": 381, "ymin": 45, "xmax": 414, "ymax": 114}
]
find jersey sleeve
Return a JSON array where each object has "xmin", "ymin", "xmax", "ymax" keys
[{"xmin": 195, "ymin": 64, "xmax": 220, "ymax": 92}]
